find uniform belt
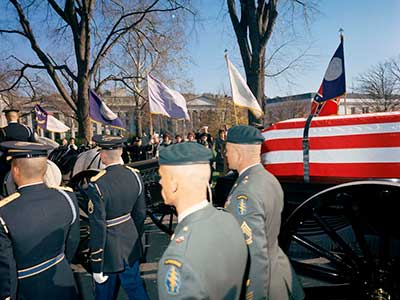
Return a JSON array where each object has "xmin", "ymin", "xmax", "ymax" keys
[
  {"xmin": 17, "ymin": 253, "xmax": 65, "ymax": 279},
  {"xmin": 106, "ymin": 213, "xmax": 131, "ymax": 227}
]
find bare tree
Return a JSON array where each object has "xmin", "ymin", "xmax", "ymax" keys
[
  {"xmin": 357, "ymin": 61, "xmax": 400, "ymax": 112},
  {"xmin": 0, "ymin": 0, "xmax": 190, "ymax": 140},
  {"xmin": 226, "ymin": 0, "xmax": 316, "ymax": 124},
  {"xmin": 264, "ymin": 98, "xmax": 308, "ymax": 124},
  {"xmin": 390, "ymin": 55, "xmax": 400, "ymax": 83},
  {"xmin": 94, "ymin": 11, "xmax": 190, "ymax": 136}
]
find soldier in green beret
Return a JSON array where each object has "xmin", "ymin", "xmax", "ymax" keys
[
  {"xmin": 225, "ymin": 125, "xmax": 304, "ymax": 300},
  {"xmin": 157, "ymin": 142, "xmax": 247, "ymax": 299}
]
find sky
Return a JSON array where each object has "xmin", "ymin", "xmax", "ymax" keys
[
  {"xmin": 1, "ymin": 0, "xmax": 399, "ymax": 99},
  {"xmin": 187, "ymin": 0, "xmax": 400, "ymax": 98}
]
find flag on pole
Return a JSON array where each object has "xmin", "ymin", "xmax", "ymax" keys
[
  {"xmin": 311, "ymin": 38, "xmax": 346, "ymax": 116},
  {"xmin": 225, "ymin": 55, "xmax": 264, "ymax": 119},
  {"xmin": 89, "ymin": 90, "xmax": 124, "ymax": 129},
  {"xmin": 147, "ymin": 74, "xmax": 190, "ymax": 120},
  {"xmin": 34, "ymin": 104, "xmax": 70, "ymax": 133}
]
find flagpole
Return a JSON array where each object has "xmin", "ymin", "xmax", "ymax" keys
[
  {"xmin": 224, "ymin": 50, "xmax": 239, "ymax": 125},
  {"xmin": 339, "ymin": 28, "xmax": 347, "ymax": 115},
  {"xmin": 233, "ymin": 104, "xmax": 238, "ymax": 125},
  {"xmin": 149, "ymin": 113, "xmax": 154, "ymax": 135}
]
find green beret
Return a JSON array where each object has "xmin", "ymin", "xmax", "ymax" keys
[
  {"xmin": 159, "ymin": 142, "xmax": 213, "ymax": 165},
  {"xmin": 92, "ymin": 134, "xmax": 127, "ymax": 149},
  {"xmin": 226, "ymin": 125, "xmax": 264, "ymax": 144}
]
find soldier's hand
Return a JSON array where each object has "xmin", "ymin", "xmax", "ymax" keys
[{"xmin": 93, "ymin": 272, "xmax": 109, "ymax": 284}]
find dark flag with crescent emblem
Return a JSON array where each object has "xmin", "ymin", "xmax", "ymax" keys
[
  {"xmin": 34, "ymin": 104, "xmax": 48, "ymax": 129},
  {"xmin": 311, "ymin": 39, "xmax": 346, "ymax": 116},
  {"xmin": 89, "ymin": 90, "xmax": 124, "ymax": 129},
  {"xmin": 34, "ymin": 104, "xmax": 70, "ymax": 133}
]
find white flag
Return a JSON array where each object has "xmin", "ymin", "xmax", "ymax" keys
[
  {"xmin": 46, "ymin": 115, "xmax": 70, "ymax": 133},
  {"xmin": 147, "ymin": 74, "xmax": 190, "ymax": 120},
  {"xmin": 226, "ymin": 56, "xmax": 264, "ymax": 118}
]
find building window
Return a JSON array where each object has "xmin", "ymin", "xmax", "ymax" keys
[
  {"xmin": 362, "ymin": 107, "xmax": 369, "ymax": 114},
  {"xmin": 350, "ymin": 107, "xmax": 356, "ymax": 114}
]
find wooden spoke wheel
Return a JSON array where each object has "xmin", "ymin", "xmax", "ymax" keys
[
  {"xmin": 280, "ymin": 180, "xmax": 400, "ymax": 300},
  {"xmin": 145, "ymin": 182, "xmax": 176, "ymax": 235}
]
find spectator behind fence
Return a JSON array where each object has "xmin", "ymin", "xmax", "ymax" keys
[
  {"xmin": 199, "ymin": 126, "xmax": 213, "ymax": 147},
  {"xmin": 160, "ymin": 133, "xmax": 172, "ymax": 147},
  {"xmin": 129, "ymin": 137, "xmax": 146, "ymax": 162},
  {"xmin": 174, "ymin": 135, "xmax": 183, "ymax": 144},
  {"xmin": 214, "ymin": 129, "xmax": 226, "ymax": 173},
  {"xmin": 187, "ymin": 131, "xmax": 196, "ymax": 142}
]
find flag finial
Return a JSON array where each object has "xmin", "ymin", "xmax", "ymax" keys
[{"xmin": 339, "ymin": 28, "xmax": 344, "ymax": 41}]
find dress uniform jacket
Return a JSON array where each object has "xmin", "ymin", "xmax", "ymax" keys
[
  {"xmin": 157, "ymin": 204, "xmax": 247, "ymax": 300},
  {"xmin": 86, "ymin": 164, "xmax": 147, "ymax": 274},
  {"xmin": 0, "ymin": 183, "xmax": 80, "ymax": 300},
  {"xmin": 0, "ymin": 123, "xmax": 35, "ymax": 142},
  {"xmin": 226, "ymin": 164, "xmax": 304, "ymax": 300}
]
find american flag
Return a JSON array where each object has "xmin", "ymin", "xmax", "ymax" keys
[{"xmin": 261, "ymin": 112, "xmax": 400, "ymax": 182}]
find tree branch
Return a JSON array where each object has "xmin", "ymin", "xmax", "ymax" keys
[
  {"xmin": 90, "ymin": 0, "xmax": 186, "ymax": 76},
  {"xmin": 9, "ymin": 0, "xmax": 77, "ymax": 113}
]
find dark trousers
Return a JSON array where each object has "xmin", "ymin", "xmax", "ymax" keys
[{"xmin": 95, "ymin": 261, "xmax": 148, "ymax": 300}]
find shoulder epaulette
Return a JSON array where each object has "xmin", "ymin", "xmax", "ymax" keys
[
  {"xmin": 90, "ymin": 170, "xmax": 107, "ymax": 182},
  {"xmin": 0, "ymin": 192, "xmax": 21, "ymax": 208},
  {"xmin": 49, "ymin": 185, "xmax": 73, "ymax": 192},
  {"xmin": 125, "ymin": 165, "xmax": 140, "ymax": 173}
]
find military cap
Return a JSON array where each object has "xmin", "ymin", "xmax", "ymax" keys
[
  {"xmin": 0, "ymin": 141, "xmax": 51, "ymax": 160},
  {"xmin": 92, "ymin": 134, "xmax": 127, "ymax": 149},
  {"xmin": 159, "ymin": 142, "xmax": 213, "ymax": 165},
  {"xmin": 2, "ymin": 108, "xmax": 20, "ymax": 114},
  {"xmin": 226, "ymin": 125, "xmax": 264, "ymax": 144}
]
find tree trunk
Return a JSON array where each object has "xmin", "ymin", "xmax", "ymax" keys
[
  {"xmin": 137, "ymin": 110, "xmax": 143, "ymax": 137},
  {"xmin": 77, "ymin": 81, "xmax": 91, "ymax": 142},
  {"xmin": 246, "ymin": 49, "xmax": 266, "ymax": 125}
]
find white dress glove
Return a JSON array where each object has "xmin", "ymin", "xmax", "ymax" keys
[{"xmin": 93, "ymin": 272, "xmax": 109, "ymax": 284}]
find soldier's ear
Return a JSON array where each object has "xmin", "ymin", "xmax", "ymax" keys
[{"xmin": 171, "ymin": 178, "xmax": 178, "ymax": 193}]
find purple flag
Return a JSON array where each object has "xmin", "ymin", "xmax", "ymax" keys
[
  {"xmin": 34, "ymin": 104, "xmax": 48, "ymax": 129},
  {"xmin": 147, "ymin": 74, "xmax": 190, "ymax": 120},
  {"xmin": 34, "ymin": 104, "xmax": 70, "ymax": 133},
  {"xmin": 89, "ymin": 90, "xmax": 124, "ymax": 128}
]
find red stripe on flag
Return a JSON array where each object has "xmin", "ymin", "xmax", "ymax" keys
[
  {"xmin": 262, "ymin": 112, "xmax": 400, "ymax": 131},
  {"xmin": 265, "ymin": 162, "xmax": 400, "ymax": 179},
  {"xmin": 262, "ymin": 132, "xmax": 400, "ymax": 151}
]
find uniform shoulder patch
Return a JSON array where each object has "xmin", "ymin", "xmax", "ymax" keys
[
  {"xmin": 165, "ymin": 264, "xmax": 181, "ymax": 295},
  {"xmin": 236, "ymin": 194, "xmax": 248, "ymax": 200},
  {"xmin": 90, "ymin": 170, "xmax": 106, "ymax": 182},
  {"xmin": 164, "ymin": 259, "xmax": 183, "ymax": 268},
  {"xmin": 125, "ymin": 165, "xmax": 140, "ymax": 173},
  {"xmin": 49, "ymin": 185, "xmax": 73, "ymax": 192},
  {"xmin": 237, "ymin": 195, "xmax": 248, "ymax": 216},
  {"xmin": 0, "ymin": 192, "xmax": 21, "ymax": 208}
]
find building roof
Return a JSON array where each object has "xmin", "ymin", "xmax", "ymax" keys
[{"xmin": 266, "ymin": 93, "xmax": 315, "ymax": 104}]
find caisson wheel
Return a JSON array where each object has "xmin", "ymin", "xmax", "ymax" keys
[{"xmin": 280, "ymin": 180, "xmax": 400, "ymax": 300}]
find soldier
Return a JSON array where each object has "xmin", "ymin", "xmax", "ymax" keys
[
  {"xmin": 225, "ymin": 125, "xmax": 305, "ymax": 300},
  {"xmin": 86, "ymin": 135, "xmax": 148, "ymax": 300},
  {"xmin": 0, "ymin": 109, "xmax": 36, "ymax": 142},
  {"xmin": 157, "ymin": 142, "xmax": 247, "ymax": 299},
  {"xmin": 0, "ymin": 141, "xmax": 80, "ymax": 299}
]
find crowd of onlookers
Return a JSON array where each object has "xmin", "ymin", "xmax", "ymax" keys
[
  {"xmin": 125, "ymin": 126, "xmax": 227, "ymax": 173},
  {"xmin": 54, "ymin": 126, "xmax": 228, "ymax": 173}
]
